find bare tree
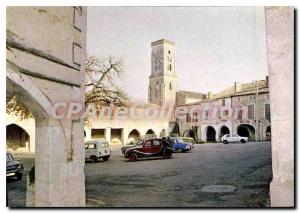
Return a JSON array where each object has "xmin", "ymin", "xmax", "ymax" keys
[
  {"xmin": 6, "ymin": 56, "xmax": 129, "ymax": 120},
  {"xmin": 85, "ymin": 56, "xmax": 128, "ymax": 108}
]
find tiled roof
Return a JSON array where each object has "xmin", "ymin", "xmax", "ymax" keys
[{"xmin": 177, "ymin": 90, "xmax": 207, "ymax": 99}]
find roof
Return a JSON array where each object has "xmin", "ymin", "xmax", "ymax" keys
[
  {"xmin": 177, "ymin": 78, "xmax": 269, "ymax": 106},
  {"xmin": 151, "ymin": 39, "xmax": 175, "ymax": 46},
  {"xmin": 177, "ymin": 90, "xmax": 207, "ymax": 99}
]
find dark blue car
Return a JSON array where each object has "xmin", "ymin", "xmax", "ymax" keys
[{"xmin": 170, "ymin": 137, "xmax": 192, "ymax": 152}]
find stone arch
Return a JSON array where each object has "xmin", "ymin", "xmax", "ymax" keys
[
  {"xmin": 183, "ymin": 129, "xmax": 197, "ymax": 141},
  {"xmin": 206, "ymin": 126, "xmax": 216, "ymax": 142},
  {"xmin": 7, "ymin": 65, "xmax": 52, "ymax": 119},
  {"xmin": 220, "ymin": 126, "xmax": 230, "ymax": 138},
  {"xmin": 128, "ymin": 129, "xmax": 141, "ymax": 144},
  {"xmin": 237, "ymin": 124, "xmax": 256, "ymax": 141},
  {"xmin": 145, "ymin": 129, "xmax": 156, "ymax": 139},
  {"xmin": 6, "ymin": 124, "xmax": 30, "ymax": 152},
  {"xmin": 265, "ymin": 125, "xmax": 271, "ymax": 141}
]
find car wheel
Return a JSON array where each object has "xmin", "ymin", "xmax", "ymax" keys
[
  {"xmin": 129, "ymin": 153, "xmax": 137, "ymax": 162},
  {"xmin": 241, "ymin": 139, "xmax": 246, "ymax": 143},
  {"xmin": 102, "ymin": 156, "xmax": 110, "ymax": 161},
  {"xmin": 163, "ymin": 150, "xmax": 172, "ymax": 159},
  {"xmin": 91, "ymin": 156, "xmax": 98, "ymax": 163},
  {"xmin": 16, "ymin": 173, "xmax": 22, "ymax": 181},
  {"xmin": 223, "ymin": 140, "xmax": 228, "ymax": 144}
]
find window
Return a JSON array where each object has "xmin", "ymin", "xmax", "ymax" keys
[
  {"xmin": 73, "ymin": 7, "xmax": 83, "ymax": 31},
  {"xmin": 248, "ymin": 104, "xmax": 254, "ymax": 120},
  {"xmin": 186, "ymin": 113, "xmax": 191, "ymax": 123},
  {"xmin": 265, "ymin": 103, "xmax": 270, "ymax": 121},
  {"xmin": 144, "ymin": 141, "xmax": 152, "ymax": 147},
  {"xmin": 153, "ymin": 140, "xmax": 161, "ymax": 146},
  {"xmin": 169, "ymin": 64, "xmax": 172, "ymax": 71},
  {"xmin": 237, "ymin": 108, "xmax": 243, "ymax": 120},
  {"xmin": 205, "ymin": 110, "xmax": 209, "ymax": 120},
  {"xmin": 223, "ymin": 110, "xmax": 228, "ymax": 117},
  {"xmin": 192, "ymin": 112, "xmax": 198, "ymax": 123},
  {"xmin": 85, "ymin": 144, "xmax": 96, "ymax": 149},
  {"xmin": 72, "ymin": 43, "xmax": 81, "ymax": 67},
  {"xmin": 169, "ymin": 82, "xmax": 172, "ymax": 90},
  {"xmin": 222, "ymin": 99, "xmax": 225, "ymax": 106}
]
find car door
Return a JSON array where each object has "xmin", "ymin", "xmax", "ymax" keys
[
  {"xmin": 152, "ymin": 140, "xmax": 162, "ymax": 154},
  {"xmin": 233, "ymin": 134, "xmax": 239, "ymax": 142},
  {"xmin": 142, "ymin": 140, "xmax": 152, "ymax": 155},
  {"xmin": 225, "ymin": 134, "xmax": 231, "ymax": 142}
]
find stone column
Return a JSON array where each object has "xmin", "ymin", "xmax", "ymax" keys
[
  {"xmin": 85, "ymin": 128, "xmax": 92, "ymax": 141},
  {"xmin": 105, "ymin": 127, "xmax": 111, "ymax": 144},
  {"xmin": 265, "ymin": 6, "xmax": 294, "ymax": 207},
  {"xmin": 34, "ymin": 118, "xmax": 85, "ymax": 207}
]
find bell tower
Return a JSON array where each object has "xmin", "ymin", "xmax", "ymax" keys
[{"xmin": 148, "ymin": 39, "xmax": 177, "ymax": 106}]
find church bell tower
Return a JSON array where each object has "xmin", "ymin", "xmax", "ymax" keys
[{"xmin": 148, "ymin": 39, "xmax": 177, "ymax": 106}]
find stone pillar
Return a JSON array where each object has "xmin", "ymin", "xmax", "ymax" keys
[
  {"xmin": 85, "ymin": 128, "xmax": 92, "ymax": 141},
  {"xmin": 265, "ymin": 6, "xmax": 294, "ymax": 207},
  {"xmin": 34, "ymin": 118, "xmax": 85, "ymax": 207},
  {"xmin": 105, "ymin": 127, "xmax": 111, "ymax": 143}
]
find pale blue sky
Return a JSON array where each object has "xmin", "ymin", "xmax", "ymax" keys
[{"xmin": 87, "ymin": 7, "xmax": 268, "ymax": 102}]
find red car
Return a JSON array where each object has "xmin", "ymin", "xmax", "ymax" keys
[{"xmin": 124, "ymin": 138, "xmax": 175, "ymax": 161}]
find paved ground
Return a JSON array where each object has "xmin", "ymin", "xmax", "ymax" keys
[{"xmin": 7, "ymin": 142, "xmax": 272, "ymax": 207}]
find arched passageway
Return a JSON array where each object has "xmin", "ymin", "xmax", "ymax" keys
[
  {"xmin": 206, "ymin": 126, "xmax": 216, "ymax": 142},
  {"xmin": 237, "ymin": 124, "xmax": 256, "ymax": 141},
  {"xmin": 145, "ymin": 129, "xmax": 156, "ymax": 139},
  {"xmin": 183, "ymin": 129, "xmax": 197, "ymax": 141},
  {"xmin": 128, "ymin": 129, "xmax": 141, "ymax": 144},
  {"xmin": 220, "ymin": 126, "xmax": 230, "ymax": 138},
  {"xmin": 6, "ymin": 124, "xmax": 30, "ymax": 152},
  {"xmin": 111, "ymin": 128, "xmax": 123, "ymax": 145}
]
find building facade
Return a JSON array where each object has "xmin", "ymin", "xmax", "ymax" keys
[{"xmin": 176, "ymin": 77, "xmax": 271, "ymax": 142}]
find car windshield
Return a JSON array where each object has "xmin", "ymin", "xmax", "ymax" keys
[
  {"xmin": 6, "ymin": 153, "xmax": 13, "ymax": 162},
  {"xmin": 100, "ymin": 142, "xmax": 108, "ymax": 148},
  {"xmin": 176, "ymin": 138, "xmax": 184, "ymax": 143}
]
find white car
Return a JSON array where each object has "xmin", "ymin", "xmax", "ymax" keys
[
  {"xmin": 85, "ymin": 139, "xmax": 111, "ymax": 162},
  {"xmin": 221, "ymin": 134, "xmax": 248, "ymax": 144}
]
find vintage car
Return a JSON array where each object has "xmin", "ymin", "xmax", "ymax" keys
[
  {"xmin": 121, "ymin": 140, "xmax": 144, "ymax": 154},
  {"xmin": 85, "ymin": 139, "xmax": 111, "ymax": 162},
  {"xmin": 178, "ymin": 137, "xmax": 195, "ymax": 148},
  {"xmin": 6, "ymin": 153, "xmax": 24, "ymax": 180},
  {"xmin": 124, "ymin": 138, "xmax": 175, "ymax": 161},
  {"xmin": 170, "ymin": 137, "xmax": 192, "ymax": 152},
  {"xmin": 221, "ymin": 133, "xmax": 248, "ymax": 144}
]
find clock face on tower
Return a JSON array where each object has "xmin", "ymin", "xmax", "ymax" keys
[{"xmin": 151, "ymin": 49, "xmax": 163, "ymax": 73}]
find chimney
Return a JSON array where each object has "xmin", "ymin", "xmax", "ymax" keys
[
  {"xmin": 266, "ymin": 76, "xmax": 269, "ymax": 87},
  {"xmin": 234, "ymin": 82, "xmax": 242, "ymax": 93}
]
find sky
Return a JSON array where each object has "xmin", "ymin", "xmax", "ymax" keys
[{"xmin": 87, "ymin": 7, "xmax": 268, "ymax": 102}]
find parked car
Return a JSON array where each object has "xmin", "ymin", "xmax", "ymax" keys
[
  {"xmin": 170, "ymin": 137, "xmax": 192, "ymax": 152},
  {"xmin": 85, "ymin": 139, "xmax": 111, "ymax": 162},
  {"xmin": 178, "ymin": 137, "xmax": 195, "ymax": 148},
  {"xmin": 221, "ymin": 134, "xmax": 248, "ymax": 144},
  {"xmin": 6, "ymin": 153, "xmax": 24, "ymax": 180},
  {"xmin": 124, "ymin": 138, "xmax": 175, "ymax": 161},
  {"xmin": 121, "ymin": 140, "xmax": 144, "ymax": 154}
]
